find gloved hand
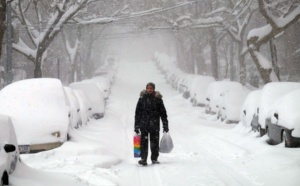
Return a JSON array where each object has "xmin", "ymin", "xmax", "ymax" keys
[
  {"xmin": 134, "ymin": 128, "xmax": 140, "ymax": 134},
  {"xmin": 163, "ymin": 128, "xmax": 169, "ymax": 133}
]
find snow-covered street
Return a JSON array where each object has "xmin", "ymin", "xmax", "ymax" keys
[{"xmin": 11, "ymin": 60, "xmax": 300, "ymax": 186}]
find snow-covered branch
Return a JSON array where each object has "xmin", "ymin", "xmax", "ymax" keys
[
  {"xmin": 247, "ymin": 0, "xmax": 300, "ymax": 83},
  {"xmin": 12, "ymin": 38, "xmax": 36, "ymax": 62},
  {"xmin": 12, "ymin": 0, "xmax": 96, "ymax": 77},
  {"xmin": 193, "ymin": 17, "xmax": 223, "ymax": 28}
]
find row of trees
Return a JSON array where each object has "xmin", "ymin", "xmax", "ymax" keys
[
  {"xmin": 164, "ymin": 0, "xmax": 299, "ymax": 86},
  {"xmin": 133, "ymin": 0, "xmax": 299, "ymax": 86},
  {"xmin": 0, "ymin": 0, "xmax": 299, "ymax": 88},
  {"xmin": 0, "ymin": 0, "xmax": 126, "ymax": 86}
]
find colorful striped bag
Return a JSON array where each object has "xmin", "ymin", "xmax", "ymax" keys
[{"xmin": 133, "ymin": 134, "xmax": 141, "ymax": 158}]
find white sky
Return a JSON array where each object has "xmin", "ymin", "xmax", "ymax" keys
[{"xmin": 7, "ymin": 59, "xmax": 300, "ymax": 186}]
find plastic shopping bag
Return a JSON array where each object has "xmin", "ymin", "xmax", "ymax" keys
[
  {"xmin": 159, "ymin": 133, "xmax": 174, "ymax": 153},
  {"xmin": 133, "ymin": 134, "xmax": 141, "ymax": 158}
]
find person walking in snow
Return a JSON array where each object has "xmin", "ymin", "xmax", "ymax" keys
[{"xmin": 134, "ymin": 82, "xmax": 169, "ymax": 166}]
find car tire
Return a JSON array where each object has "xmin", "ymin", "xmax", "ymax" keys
[
  {"xmin": 192, "ymin": 100, "xmax": 196, "ymax": 107},
  {"xmin": 258, "ymin": 126, "xmax": 264, "ymax": 136},
  {"xmin": 1, "ymin": 172, "xmax": 8, "ymax": 185},
  {"xmin": 267, "ymin": 126, "xmax": 270, "ymax": 137},
  {"xmin": 282, "ymin": 131, "xmax": 288, "ymax": 147}
]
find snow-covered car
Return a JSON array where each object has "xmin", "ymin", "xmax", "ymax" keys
[
  {"xmin": 172, "ymin": 73, "xmax": 184, "ymax": 90},
  {"xmin": 205, "ymin": 81, "xmax": 244, "ymax": 115},
  {"xmin": 189, "ymin": 75, "xmax": 215, "ymax": 107},
  {"xmin": 181, "ymin": 75, "xmax": 196, "ymax": 99},
  {"xmin": 64, "ymin": 87, "xmax": 82, "ymax": 129},
  {"xmin": 0, "ymin": 114, "xmax": 19, "ymax": 186},
  {"xmin": 93, "ymin": 67, "xmax": 116, "ymax": 85},
  {"xmin": 69, "ymin": 82, "xmax": 105, "ymax": 119},
  {"xmin": 240, "ymin": 90, "xmax": 262, "ymax": 129},
  {"xmin": 94, "ymin": 55, "xmax": 118, "ymax": 81},
  {"xmin": 91, "ymin": 76, "xmax": 111, "ymax": 99},
  {"xmin": 179, "ymin": 75, "xmax": 194, "ymax": 95},
  {"xmin": 154, "ymin": 52, "xmax": 174, "ymax": 74},
  {"xmin": 0, "ymin": 78, "xmax": 70, "ymax": 154},
  {"xmin": 257, "ymin": 82, "xmax": 300, "ymax": 137},
  {"xmin": 73, "ymin": 89, "xmax": 92, "ymax": 125},
  {"xmin": 265, "ymin": 89, "xmax": 300, "ymax": 147},
  {"xmin": 219, "ymin": 89, "xmax": 249, "ymax": 124}
]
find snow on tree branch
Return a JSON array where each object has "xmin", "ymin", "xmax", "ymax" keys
[{"xmin": 12, "ymin": 38, "xmax": 37, "ymax": 62}]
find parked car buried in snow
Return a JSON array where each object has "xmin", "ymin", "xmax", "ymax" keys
[
  {"xmin": 265, "ymin": 89, "xmax": 300, "ymax": 147},
  {"xmin": 181, "ymin": 75, "xmax": 196, "ymax": 99},
  {"xmin": 241, "ymin": 90, "xmax": 262, "ymax": 129},
  {"xmin": 72, "ymin": 89, "xmax": 93, "ymax": 125},
  {"xmin": 0, "ymin": 78, "xmax": 70, "ymax": 154},
  {"xmin": 0, "ymin": 114, "xmax": 20, "ymax": 185},
  {"xmin": 219, "ymin": 89, "xmax": 249, "ymax": 124},
  {"xmin": 69, "ymin": 81, "xmax": 105, "ymax": 119},
  {"xmin": 90, "ymin": 76, "xmax": 111, "ymax": 99},
  {"xmin": 205, "ymin": 81, "xmax": 244, "ymax": 116},
  {"xmin": 257, "ymin": 82, "xmax": 300, "ymax": 137},
  {"xmin": 64, "ymin": 87, "xmax": 82, "ymax": 129},
  {"xmin": 189, "ymin": 75, "xmax": 215, "ymax": 107}
]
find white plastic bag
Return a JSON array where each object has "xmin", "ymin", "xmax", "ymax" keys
[{"xmin": 159, "ymin": 133, "xmax": 174, "ymax": 153}]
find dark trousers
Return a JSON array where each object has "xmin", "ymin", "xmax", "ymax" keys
[{"xmin": 140, "ymin": 130, "xmax": 160, "ymax": 161}]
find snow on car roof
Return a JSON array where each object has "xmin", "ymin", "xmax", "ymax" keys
[
  {"xmin": 258, "ymin": 82, "xmax": 300, "ymax": 128},
  {"xmin": 221, "ymin": 89, "xmax": 250, "ymax": 121},
  {"xmin": 267, "ymin": 89, "xmax": 300, "ymax": 137},
  {"xmin": 190, "ymin": 75, "xmax": 215, "ymax": 103},
  {"xmin": 69, "ymin": 81, "xmax": 105, "ymax": 114},
  {"xmin": 0, "ymin": 78, "xmax": 70, "ymax": 145},
  {"xmin": 206, "ymin": 81, "xmax": 244, "ymax": 112}
]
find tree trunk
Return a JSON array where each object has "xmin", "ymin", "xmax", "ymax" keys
[
  {"xmin": 229, "ymin": 41, "xmax": 234, "ymax": 81},
  {"xmin": 208, "ymin": 28, "xmax": 218, "ymax": 80},
  {"xmin": 83, "ymin": 39, "xmax": 94, "ymax": 78},
  {"xmin": 196, "ymin": 45, "xmax": 206, "ymax": 75},
  {"xmin": 34, "ymin": 57, "xmax": 42, "ymax": 78},
  {"xmin": 247, "ymin": 42, "xmax": 274, "ymax": 84},
  {"xmin": 68, "ymin": 64, "xmax": 75, "ymax": 83},
  {"xmin": 285, "ymin": 25, "xmax": 299, "ymax": 81},
  {"xmin": 76, "ymin": 55, "xmax": 82, "ymax": 81},
  {"xmin": 269, "ymin": 38, "xmax": 280, "ymax": 80},
  {"xmin": 0, "ymin": 0, "xmax": 6, "ymax": 60},
  {"xmin": 238, "ymin": 42, "xmax": 246, "ymax": 85},
  {"xmin": 224, "ymin": 54, "xmax": 228, "ymax": 79}
]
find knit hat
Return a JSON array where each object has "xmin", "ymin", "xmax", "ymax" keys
[{"xmin": 146, "ymin": 82, "xmax": 155, "ymax": 90}]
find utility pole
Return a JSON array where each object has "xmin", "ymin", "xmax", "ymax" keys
[
  {"xmin": 58, "ymin": 58, "xmax": 60, "ymax": 79},
  {"xmin": 6, "ymin": 0, "xmax": 13, "ymax": 85}
]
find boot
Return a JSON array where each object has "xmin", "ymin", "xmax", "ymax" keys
[
  {"xmin": 138, "ymin": 159, "xmax": 147, "ymax": 166},
  {"xmin": 152, "ymin": 160, "xmax": 160, "ymax": 164}
]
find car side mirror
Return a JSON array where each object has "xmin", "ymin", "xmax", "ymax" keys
[
  {"xmin": 274, "ymin": 113, "xmax": 279, "ymax": 120},
  {"xmin": 243, "ymin": 110, "xmax": 246, "ymax": 115},
  {"xmin": 4, "ymin": 144, "xmax": 16, "ymax": 153}
]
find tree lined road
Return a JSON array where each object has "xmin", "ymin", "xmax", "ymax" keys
[
  {"xmin": 107, "ymin": 60, "xmax": 262, "ymax": 186},
  {"xmin": 18, "ymin": 60, "xmax": 300, "ymax": 186}
]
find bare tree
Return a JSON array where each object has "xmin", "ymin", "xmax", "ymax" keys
[
  {"xmin": 12, "ymin": 0, "xmax": 97, "ymax": 78},
  {"xmin": 247, "ymin": 0, "xmax": 300, "ymax": 84},
  {"xmin": 62, "ymin": 25, "xmax": 80, "ymax": 83}
]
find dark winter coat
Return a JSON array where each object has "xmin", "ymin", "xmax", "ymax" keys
[{"xmin": 135, "ymin": 90, "xmax": 168, "ymax": 132}]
